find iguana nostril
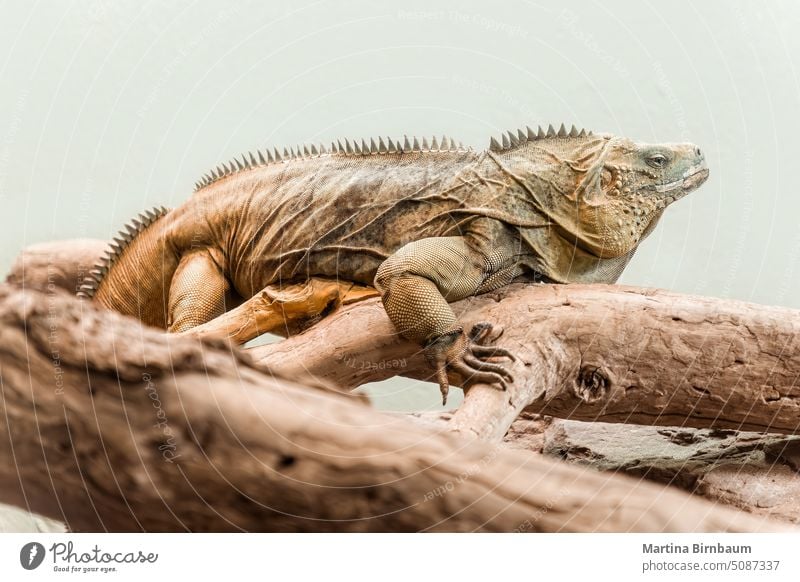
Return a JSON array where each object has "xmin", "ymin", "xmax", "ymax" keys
[{"xmin": 695, "ymin": 147, "xmax": 703, "ymax": 158}]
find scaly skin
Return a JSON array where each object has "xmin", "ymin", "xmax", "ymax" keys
[{"xmin": 77, "ymin": 125, "xmax": 709, "ymax": 403}]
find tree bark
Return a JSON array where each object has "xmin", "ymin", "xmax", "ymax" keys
[
  {"xmin": 0, "ymin": 284, "xmax": 790, "ymax": 532},
  {"xmin": 534, "ymin": 417, "xmax": 800, "ymax": 523},
  {"xmin": 6, "ymin": 238, "xmax": 800, "ymax": 529},
  {"xmin": 253, "ymin": 284, "xmax": 800, "ymax": 439},
  {"xmin": 409, "ymin": 410, "xmax": 800, "ymax": 523},
  {"xmin": 6, "ymin": 239, "xmax": 107, "ymax": 295},
  {"xmin": 9, "ymin": 240, "xmax": 800, "ymax": 439}
]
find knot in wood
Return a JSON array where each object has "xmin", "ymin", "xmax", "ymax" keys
[{"xmin": 575, "ymin": 365, "xmax": 609, "ymax": 403}]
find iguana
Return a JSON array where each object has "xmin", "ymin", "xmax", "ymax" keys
[{"xmin": 77, "ymin": 123, "xmax": 709, "ymax": 403}]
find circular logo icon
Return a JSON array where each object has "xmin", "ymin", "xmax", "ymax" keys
[{"xmin": 20, "ymin": 542, "xmax": 46, "ymax": 570}]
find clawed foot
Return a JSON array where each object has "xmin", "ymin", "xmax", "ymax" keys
[{"xmin": 423, "ymin": 322, "xmax": 516, "ymax": 406}]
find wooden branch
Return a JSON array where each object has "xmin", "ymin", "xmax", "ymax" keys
[
  {"xmin": 253, "ymin": 284, "xmax": 800, "ymax": 439},
  {"xmin": 6, "ymin": 239, "xmax": 107, "ymax": 294},
  {"xmin": 10, "ymin": 239, "xmax": 800, "ymax": 441},
  {"xmin": 535, "ymin": 418, "xmax": 800, "ymax": 524},
  {"xmin": 409, "ymin": 410, "xmax": 800, "ymax": 524},
  {"xmin": 0, "ymin": 284, "xmax": 789, "ymax": 532}
]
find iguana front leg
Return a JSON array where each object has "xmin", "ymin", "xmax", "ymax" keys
[{"xmin": 375, "ymin": 233, "xmax": 518, "ymax": 405}]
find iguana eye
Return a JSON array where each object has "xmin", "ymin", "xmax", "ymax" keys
[{"xmin": 646, "ymin": 153, "xmax": 668, "ymax": 169}]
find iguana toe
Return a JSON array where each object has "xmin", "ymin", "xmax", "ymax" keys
[
  {"xmin": 423, "ymin": 322, "xmax": 515, "ymax": 406},
  {"xmin": 470, "ymin": 344, "xmax": 516, "ymax": 360}
]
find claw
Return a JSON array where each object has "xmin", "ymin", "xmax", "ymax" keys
[
  {"xmin": 469, "ymin": 322, "xmax": 504, "ymax": 344},
  {"xmin": 425, "ymin": 333, "xmax": 458, "ymax": 406},
  {"xmin": 470, "ymin": 344, "xmax": 517, "ymax": 361},
  {"xmin": 436, "ymin": 366, "xmax": 450, "ymax": 406},
  {"xmin": 462, "ymin": 353, "xmax": 514, "ymax": 382},
  {"xmin": 468, "ymin": 322, "xmax": 493, "ymax": 342},
  {"xmin": 451, "ymin": 360, "xmax": 510, "ymax": 390},
  {"xmin": 423, "ymin": 321, "xmax": 517, "ymax": 402}
]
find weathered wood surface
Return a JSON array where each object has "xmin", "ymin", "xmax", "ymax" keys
[
  {"xmin": 6, "ymin": 238, "xmax": 800, "ymax": 530},
  {"xmin": 0, "ymin": 284, "xmax": 789, "ymax": 532},
  {"xmin": 410, "ymin": 410, "xmax": 800, "ymax": 523},
  {"xmin": 9, "ymin": 239, "xmax": 800, "ymax": 439},
  {"xmin": 6, "ymin": 239, "xmax": 107, "ymax": 295},
  {"xmin": 253, "ymin": 283, "xmax": 800, "ymax": 439}
]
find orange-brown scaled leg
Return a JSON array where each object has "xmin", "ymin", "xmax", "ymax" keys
[
  {"xmin": 185, "ymin": 278, "xmax": 379, "ymax": 345},
  {"xmin": 167, "ymin": 250, "xmax": 230, "ymax": 333}
]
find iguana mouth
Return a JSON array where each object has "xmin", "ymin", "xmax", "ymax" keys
[
  {"xmin": 655, "ymin": 166, "xmax": 709, "ymax": 194},
  {"xmin": 682, "ymin": 167, "xmax": 709, "ymax": 190}
]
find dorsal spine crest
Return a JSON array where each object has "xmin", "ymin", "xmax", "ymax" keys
[
  {"xmin": 193, "ymin": 124, "xmax": 594, "ymax": 193},
  {"xmin": 487, "ymin": 124, "xmax": 594, "ymax": 153},
  {"xmin": 193, "ymin": 134, "xmax": 473, "ymax": 192},
  {"xmin": 76, "ymin": 206, "xmax": 171, "ymax": 299}
]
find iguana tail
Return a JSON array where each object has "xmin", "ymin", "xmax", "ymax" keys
[{"xmin": 77, "ymin": 206, "xmax": 175, "ymax": 329}]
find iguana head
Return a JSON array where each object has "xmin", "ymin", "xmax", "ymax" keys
[{"xmin": 492, "ymin": 125, "xmax": 709, "ymax": 259}]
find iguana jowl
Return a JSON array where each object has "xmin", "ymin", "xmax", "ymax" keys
[{"xmin": 77, "ymin": 124, "xmax": 709, "ymax": 404}]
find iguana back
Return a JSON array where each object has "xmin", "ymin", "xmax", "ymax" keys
[{"xmin": 78, "ymin": 125, "xmax": 709, "ymax": 403}]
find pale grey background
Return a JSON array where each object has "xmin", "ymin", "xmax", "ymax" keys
[{"xmin": 1, "ymin": 0, "xmax": 799, "ymax": 417}]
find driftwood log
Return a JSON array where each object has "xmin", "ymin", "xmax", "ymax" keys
[
  {"xmin": 6, "ymin": 239, "xmax": 107, "ymax": 294},
  {"xmin": 1, "ymin": 284, "xmax": 788, "ymax": 532},
  {"xmin": 3, "ymin": 239, "xmax": 800, "ymax": 529},
  {"xmin": 254, "ymin": 284, "xmax": 800, "ymax": 438},
  {"xmin": 408, "ymin": 410, "xmax": 800, "ymax": 523}
]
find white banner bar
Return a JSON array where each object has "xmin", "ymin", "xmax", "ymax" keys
[{"xmin": 0, "ymin": 533, "xmax": 797, "ymax": 581}]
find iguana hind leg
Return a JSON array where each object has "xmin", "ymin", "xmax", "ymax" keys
[
  {"xmin": 168, "ymin": 250, "xmax": 231, "ymax": 332},
  {"xmin": 183, "ymin": 278, "xmax": 379, "ymax": 344}
]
